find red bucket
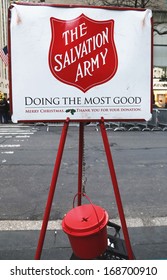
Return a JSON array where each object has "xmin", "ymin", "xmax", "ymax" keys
[{"xmin": 62, "ymin": 203, "xmax": 109, "ymax": 259}]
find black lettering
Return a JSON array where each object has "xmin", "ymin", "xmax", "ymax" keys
[
  {"xmin": 10, "ymin": 269, "xmax": 14, "ymax": 276},
  {"xmin": 25, "ymin": 97, "xmax": 33, "ymax": 106}
]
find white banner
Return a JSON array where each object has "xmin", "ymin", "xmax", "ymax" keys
[
  {"xmin": 9, "ymin": 3, "xmax": 152, "ymax": 122},
  {"xmin": 0, "ymin": 260, "xmax": 166, "ymax": 280}
]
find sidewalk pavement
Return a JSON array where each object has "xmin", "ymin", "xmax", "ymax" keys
[{"xmin": 0, "ymin": 225, "xmax": 166, "ymax": 260}]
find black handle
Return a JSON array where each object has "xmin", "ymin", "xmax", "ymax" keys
[{"xmin": 107, "ymin": 220, "xmax": 121, "ymax": 233}]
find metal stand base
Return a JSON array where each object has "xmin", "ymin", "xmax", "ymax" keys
[
  {"xmin": 70, "ymin": 221, "xmax": 135, "ymax": 260},
  {"xmin": 35, "ymin": 119, "xmax": 134, "ymax": 259},
  {"xmin": 99, "ymin": 235, "xmax": 129, "ymax": 260}
]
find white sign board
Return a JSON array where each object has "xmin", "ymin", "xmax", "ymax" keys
[{"xmin": 9, "ymin": 3, "xmax": 152, "ymax": 122}]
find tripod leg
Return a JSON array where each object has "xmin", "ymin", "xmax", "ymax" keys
[
  {"xmin": 35, "ymin": 118, "xmax": 70, "ymax": 260},
  {"xmin": 77, "ymin": 122, "xmax": 84, "ymax": 206},
  {"xmin": 99, "ymin": 118, "xmax": 134, "ymax": 260}
]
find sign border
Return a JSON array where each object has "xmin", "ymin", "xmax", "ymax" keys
[{"xmin": 8, "ymin": 3, "xmax": 153, "ymax": 123}]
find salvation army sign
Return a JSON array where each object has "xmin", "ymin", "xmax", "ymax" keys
[
  {"xmin": 9, "ymin": 3, "xmax": 152, "ymax": 122},
  {"xmin": 49, "ymin": 14, "xmax": 118, "ymax": 92}
]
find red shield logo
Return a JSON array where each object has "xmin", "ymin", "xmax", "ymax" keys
[{"xmin": 49, "ymin": 14, "xmax": 118, "ymax": 92}]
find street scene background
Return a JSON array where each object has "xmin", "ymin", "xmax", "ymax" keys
[
  {"xmin": 0, "ymin": 0, "xmax": 167, "ymax": 261},
  {"xmin": 0, "ymin": 123, "xmax": 167, "ymax": 259}
]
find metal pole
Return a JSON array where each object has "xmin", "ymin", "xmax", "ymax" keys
[
  {"xmin": 35, "ymin": 118, "xmax": 70, "ymax": 260},
  {"xmin": 99, "ymin": 118, "xmax": 134, "ymax": 260},
  {"xmin": 77, "ymin": 122, "xmax": 84, "ymax": 205}
]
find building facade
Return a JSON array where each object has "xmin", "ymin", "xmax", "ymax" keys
[
  {"xmin": 0, "ymin": 0, "xmax": 9, "ymax": 96},
  {"xmin": 153, "ymin": 10, "xmax": 167, "ymax": 107}
]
